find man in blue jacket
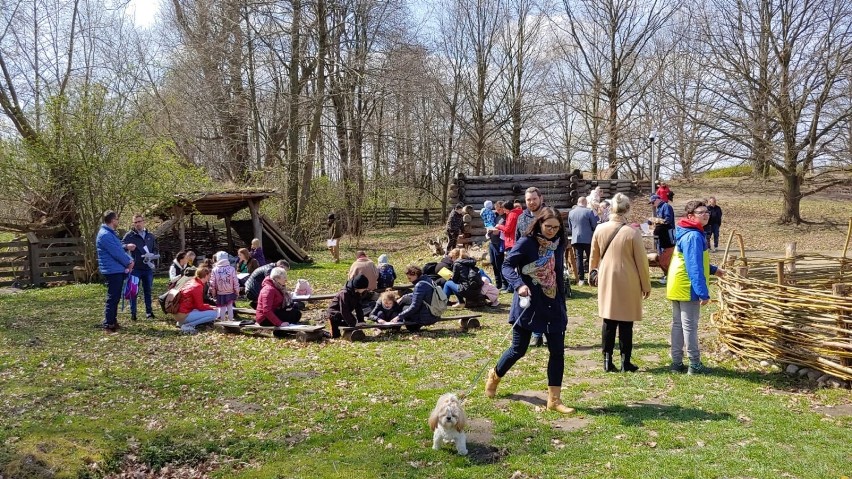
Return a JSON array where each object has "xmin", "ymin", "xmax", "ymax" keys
[
  {"xmin": 123, "ymin": 214, "xmax": 159, "ymax": 320},
  {"xmin": 568, "ymin": 196, "xmax": 598, "ymax": 286},
  {"xmin": 650, "ymin": 194, "xmax": 676, "ymax": 284},
  {"xmin": 96, "ymin": 211, "xmax": 134, "ymax": 332}
]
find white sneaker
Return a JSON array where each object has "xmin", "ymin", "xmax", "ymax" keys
[
  {"xmin": 577, "ymin": 280, "xmax": 585, "ymax": 286},
  {"xmin": 659, "ymin": 276, "xmax": 667, "ymax": 285},
  {"xmin": 180, "ymin": 324, "xmax": 198, "ymax": 335}
]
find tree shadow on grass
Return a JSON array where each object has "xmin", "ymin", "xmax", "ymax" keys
[
  {"xmin": 642, "ymin": 364, "xmax": 815, "ymax": 391},
  {"xmin": 355, "ymin": 327, "xmax": 480, "ymax": 343},
  {"xmin": 579, "ymin": 402, "xmax": 733, "ymax": 426}
]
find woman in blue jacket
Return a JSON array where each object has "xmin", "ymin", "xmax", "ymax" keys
[
  {"xmin": 395, "ymin": 264, "xmax": 440, "ymax": 331},
  {"xmin": 484, "ymin": 207, "xmax": 573, "ymax": 414},
  {"xmin": 96, "ymin": 211, "xmax": 134, "ymax": 331}
]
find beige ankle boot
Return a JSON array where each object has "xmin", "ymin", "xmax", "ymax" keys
[
  {"xmin": 485, "ymin": 369, "xmax": 501, "ymax": 398},
  {"xmin": 547, "ymin": 386, "xmax": 575, "ymax": 414}
]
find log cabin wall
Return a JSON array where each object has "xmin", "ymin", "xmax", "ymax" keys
[{"xmin": 450, "ymin": 170, "xmax": 651, "ymax": 237}]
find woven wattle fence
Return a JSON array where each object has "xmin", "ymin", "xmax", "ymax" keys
[{"xmin": 711, "ymin": 221, "xmax": 852, "ymax": 381}]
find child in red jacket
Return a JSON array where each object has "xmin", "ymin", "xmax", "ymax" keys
[{"xmin": 175, "ymin": 267, "xmax": 217, "ymax": 334}]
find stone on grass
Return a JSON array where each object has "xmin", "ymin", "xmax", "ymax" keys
[
  {"xmin": 827, "ymin": 379, "xmax": 846, "ymax": 389},
  {"xmin": 806, "ymin": 370, "xmax": 822, "ymax": 381},
  {"xmin": 759, "ymin": 360, "xmax": 771, "ymax": 368},
  {"xmin": 785, "ymin": 364, "xmax": 800, "ymax": 374},
  {"xmin": 797, "ymin": 367, "xmax": 810, "ymax": 378}
]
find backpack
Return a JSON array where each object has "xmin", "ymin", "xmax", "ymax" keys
[
  {"xmin": 377, "ymin": 264, "xmax": 395, "ymax": 289},
  {"xmin": 424, "ymin": 280, "xmax": 448, "ymax": 317},
  {"xmin": 159, "ymin": 288, "xmax": 183, "ymax": 315},
  {"xmin": 120, "ymin": 274, "xmax": 139, "ymax": 311}
]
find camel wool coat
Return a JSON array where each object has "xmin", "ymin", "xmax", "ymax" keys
[{"xmin": 590, "ymin": 216, "xmax": 652, "ymax": 322}]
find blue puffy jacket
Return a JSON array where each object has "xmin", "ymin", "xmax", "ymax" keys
[
  {"xmin": 96, "ymin": 224, "xmax": 132, "ymax": 275},
  {"xmin": 397, "ymin": 276, "xmax": 440, "ymax": 325},
  {"xmin": 502, "ymin": 235, "xmax": 567, "ymax": 334}
]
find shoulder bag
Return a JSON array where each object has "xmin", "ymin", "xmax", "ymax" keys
[{"xmin": 589, "ymin": 224, "xmax": 626, "ymax": 287}]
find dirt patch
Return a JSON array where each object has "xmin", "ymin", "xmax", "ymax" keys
[
  {"xmin": 103, "ymin": 452, "xmax": 247, "ymax": 478},
  {"xmin": 639, "ymin": 354, "xmax": 660, "ymax": 363},
  {"xmin": 222, "ymin": 400, "xmax": 262, "ymax": 414},
  {"xmin": 0, "ymin": 287, "xmax": 24, "ymax": 295},
  {"xmin": 812, "ymin": 404, "xmax": 852, "ymax": 418},
  {"xmin": 551, "ymin": 417, "xmax": 591, "ymax": 432},
  {"xmin": 573, "ymin": 359, "xmax": 599, "ymax": 371},
  {"xmin": 465, "ymin": 418, "xmax": 494, "ymax": 444},
  {"xmin": 450, "ymin": 350, "xmax": 474, "ymax": 361},
  {"xmin": 466, "ymin": 444, "xmax": 506, "ymax": 465}
]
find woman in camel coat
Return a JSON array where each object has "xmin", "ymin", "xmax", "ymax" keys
[{"xmin": 590, "ymin": 193, "xmax": 652, "ymax": 373}]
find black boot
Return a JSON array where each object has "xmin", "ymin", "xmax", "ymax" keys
[
  {"xmin": 621, "ymin": 353, "xmax": 638, "ymax": 372},
  {"xmin": 603, "ymin": 353, "xmax": 618, "ymax": 372}
]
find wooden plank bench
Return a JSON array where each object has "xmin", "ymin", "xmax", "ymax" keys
[
  {"xmin": 339, "ymin": 314, "xmax": 481, "ymax": 342},
  {"xmin": 215, "ymin": 320, "xmax": 325, "ymax": 342}
]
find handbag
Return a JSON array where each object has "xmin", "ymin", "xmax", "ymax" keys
[{"xmin": 589, "ymin": 224, "xmax": 626, "ymax": 287}]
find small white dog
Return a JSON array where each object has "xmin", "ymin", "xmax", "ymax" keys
[{"xmin": 428, "ymin": 393, "xmax": 468, "ymax": 455}]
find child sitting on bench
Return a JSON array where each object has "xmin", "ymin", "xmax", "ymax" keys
[
  {"xmin": 326, "ymin": 274, "xmax": 370, "ymax": 338},
  {"xmin": 255, "ymin": 267, "xmax": 301, "ymax": 327},
  {"xmin": 370, "ymin": 290, "xmax": 402, "ymax": 324}
]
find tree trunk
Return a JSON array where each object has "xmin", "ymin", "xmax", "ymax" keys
[
  {"xmin": 780, "ymin": 171, "xmax": 802, "ymax": 224},
  {"xmin": 286, "ymin": 0, "xmax": 303, "ymax": 226}
]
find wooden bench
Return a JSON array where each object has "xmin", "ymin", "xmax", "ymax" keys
[
  {"xmin": 338, "ymin": 314, "xmax": 481, "ymax": 342},
  {"xmin": 215, "ymin": 321, "xmax": 325, "ymax": 342}
]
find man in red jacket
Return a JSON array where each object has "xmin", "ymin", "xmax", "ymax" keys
[
  {"xmin": 497, "ymin": 199, "xmax": 524, "ymax": 251},
  {"xmin": 174, "ymin": 267, "xmax": 217, "ymax": 334}
]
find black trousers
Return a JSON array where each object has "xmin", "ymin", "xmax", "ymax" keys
[{"xmin": 601, "ymin": 319, "xmax": 634, "ymax": 355}]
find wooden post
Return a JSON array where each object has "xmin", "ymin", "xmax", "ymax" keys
[
  {"xmin": 423, "ymin": 208, "xmax": 430, "ymax": 226},
  {"xmin": 26, "ymin": 232, "xmax": 41, "ymax": 287},
  {"xmin": 247, "ymin": 199, "xmax": 262, "ymax": 244},
  {"xmin": 776, "ymin": 261, "xmax": 785, "ymax": 285},
  {"xmin": 223, "ymin": 216, "xmax": 235, "ymax": 252},
  {"xmin": 785, "ymin": 242, "xmax": 797, "ymax": 273},
  {"xmin": 737, "ymin": 266, "xmax": 748, "ymax": 278},
  {"xmin": 833, "ymin": 283, "xmax": 851, "ymax": 367},
  {"xmin": 172, "ymin": 206, "xmax": 186, "ymax": 251}
]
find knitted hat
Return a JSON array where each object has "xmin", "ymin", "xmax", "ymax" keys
[
  {"xmin": 378, "ymin": 254, "xmax": 389, "ymax": 264},
  {"xmin": 215, "ymin": 251, "xmax": 229, "ymax": 261},
  {"xmin": 484, "ymin": 200, "xmax": 493, "ymax": 210},
  {"xmin": 353, "ymin": 274, "xmax": 369, "ymax": 289}
]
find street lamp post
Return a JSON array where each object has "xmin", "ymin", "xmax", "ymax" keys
[{"xmin": 648, "ymin": 130, "xmax": 657, "ymax": 194}]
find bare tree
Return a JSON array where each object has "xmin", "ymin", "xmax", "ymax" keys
[
  {"xmin": 560, "ymin": 0, "xmax": 676, "ymax": 177},
  {"xmin": 699, "ymin": 0, "xmax": 852, "ymax": 223}
]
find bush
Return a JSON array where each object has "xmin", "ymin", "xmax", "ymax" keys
[{"xmin": 703, "ymin": 165, "xmax": 753, "ymax": 178}]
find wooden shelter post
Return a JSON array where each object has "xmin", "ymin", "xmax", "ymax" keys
[
  {"xmin": 247, "ymin": 199, "xmax": 262, "ymax": 243},
  {"xmin": 223, "ymin": 215, "xmax": 235, "ymax": 252},
  {"xmin": 172, "ymin": 206, "xmax": 186, "ymax": 251}
]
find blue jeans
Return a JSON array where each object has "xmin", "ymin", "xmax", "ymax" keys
[
  {"xmin": 130, "ymin": 268, "xmax": 154, "ymax": 316},
  {"xmin": 488, "ymin": 243, "xmax": 505, "ymax": 288},
  {"xmin": 103, "ymin": 273, "xmax": 125, "ymax": 327},
  {"xmin": 184, "ymin": 310, "xmax": 218, "ymax": 327},
  {"xmin": 573, "ymin": 243, "xmax": 590, "ymax": 281},
  {"xmin": 705, "ymin": 224, "xmax": 720, "ymax": 249},
  {"xmin": 496, "ymin": 324, "xmax": 566, "ymax": 387},
  {"xmin": 443, "ymin": 280, "xmax": 463, "ymax": 303}
]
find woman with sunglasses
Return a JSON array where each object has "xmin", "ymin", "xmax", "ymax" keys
[
  {"xmin": 484, "ymin": 207, "xmax": 574, "ymax": 414},
  {"xmin": 667, "ymin": 200, "xmax": 726, "ymax": 375}
]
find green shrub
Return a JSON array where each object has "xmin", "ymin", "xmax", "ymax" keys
[{"xmin": 703, "ymin": 165, "xmax": 753, "ymax": 178}]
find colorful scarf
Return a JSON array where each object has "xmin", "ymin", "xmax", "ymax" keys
[{"xmin": 521, "ymin": 235, "xmax": 559, "ymax": 298}]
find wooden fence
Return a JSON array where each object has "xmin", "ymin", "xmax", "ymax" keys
[
  {"xmin": 360, "ymin": 208, "xmax": 448, "ymax": 229},
  {"xmin": 0, "ymin": 234, "xmax": 85, "ymax": 287}
]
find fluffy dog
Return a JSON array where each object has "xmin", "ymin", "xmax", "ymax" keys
[{"xmin": 428, "ymin": 393, "xmax": 468, "ymax": 455}]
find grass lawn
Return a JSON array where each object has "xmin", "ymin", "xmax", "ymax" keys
[{"xmin": 1, "ymin": 219, "xmax": 851, "ymax": 478}]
